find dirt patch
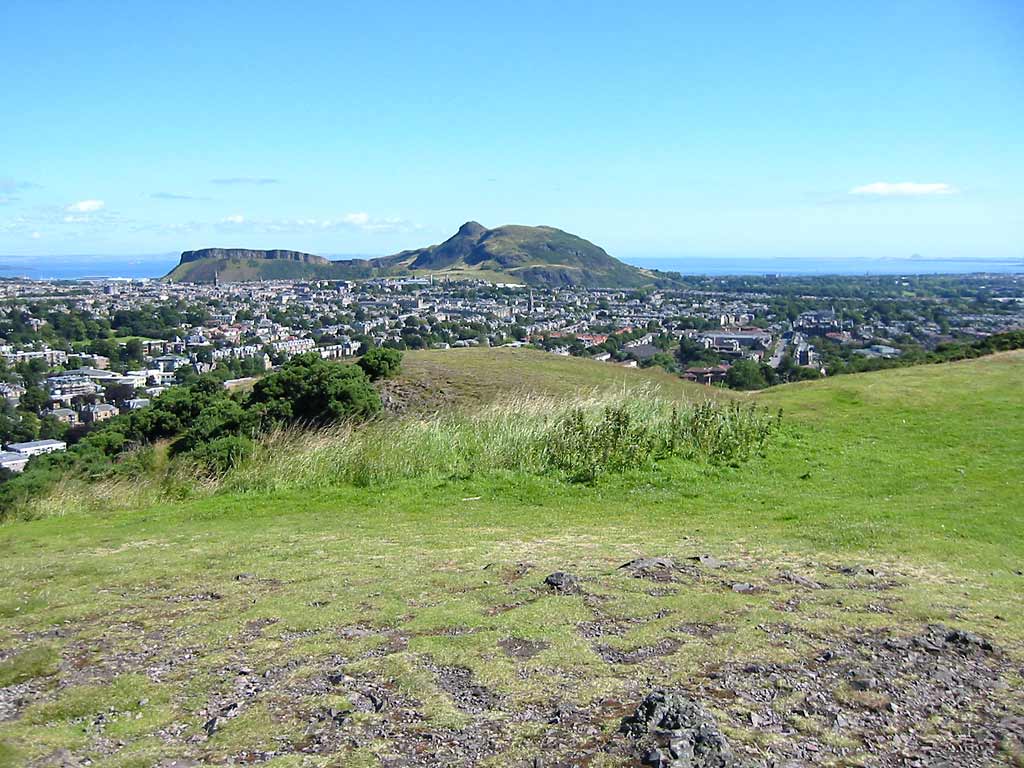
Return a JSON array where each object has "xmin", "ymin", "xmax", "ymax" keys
[
  {"xmin": 425, "ymin": 663, "xmax": 499, "ymax": 714},
  {"xmin": 498, "ymin": 637, "xmax": 549, "ymax": 660},
  {"xmin": 693, "ymin": 623, "xmax": 1021, "ymax": 767},
  {"xmin": 378, "ymin": 378, "xmax": 459, "ymax": 415},
  {"xmin": 596, "ymin": 638, "xmax": 682, "ymax": 665},
  {"xmin": 674, "ymin": 622, "xmax": 736, "ymax": 639}
]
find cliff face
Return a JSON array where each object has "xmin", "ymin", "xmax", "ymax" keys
[{"xmin": 178, "ymin": 248, "xmax": 329, "ymax": 265}]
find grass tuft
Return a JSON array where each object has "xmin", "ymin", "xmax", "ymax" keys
[{"xmin": 0, "ymin": 644, "xmax": 60, "ymax": 687}]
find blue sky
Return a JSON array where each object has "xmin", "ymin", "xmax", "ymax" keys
[{"xmin": 1, "ymin": 0, "xmax": 1021, "ymax": 261}]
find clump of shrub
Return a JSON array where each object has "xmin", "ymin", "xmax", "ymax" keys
[
  {"xmin": 546, "ymin": 399, "xmax": 781, "ymax": 481},
  {"xmin": 670, "ymin": 401, "xmax": 781, "ymax": 464},
  {"xmin": 546, "ymin": 403, "xmax": 661, "ymax": 482},
  {"xmin": 357, "ymin": 347, "xmax": 403, "ymax": 380},
  {"xmin": 190, "ymin": 435, "xmax": 255, "ymax": 476}
]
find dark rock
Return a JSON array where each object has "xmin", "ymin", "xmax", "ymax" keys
[
  {"xmin": 544, "ymin": 572, "xmax": 581, "ymax": 593},
  {"xmin": 203, "ymin": 716, "xmax": 220, "ymax": 736},
  {"xmin": 944, "ymin": 628, "xmax": 994, "ymax": 653},
  {"xmin": 849, "ymin": 670, "xmax": 877, "ymax": 691},
  {"xmin": 779, "ymin": 571, "xmax": 825, "ymax": 590},
  {"xmin": 429, "ymin": 664, "xmax": 497, "ymax": 713},
  {"xmin": 621, "ymin": 557, "xmax": 679, "ymax": 581},
  {"xmin": 621, "ymin": 689, "xmax": 736, "ymax": 767},
  {"xmin": 325, "ymin": 706, "xmax": 348, "ymax": 723},
  {"xmin": 904, "ymin": 624, "xmax": 998, "ymax": 655},
  {"xmin": 598, "ymin": 638, "xmax": 681, "ymax": 665},
  {"xmin": 644, "ymin": 747, "xmax": 667, "ymax": 766}
]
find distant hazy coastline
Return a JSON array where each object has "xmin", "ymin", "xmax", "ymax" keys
[{"xmin": 0, "ymin": 253, "xmax": 1021, "ymax": 281}]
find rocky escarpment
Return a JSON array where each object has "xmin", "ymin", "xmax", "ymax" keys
[{"xmin": 178, "ymin": 248, "xmax": 330, "ymax": 265}]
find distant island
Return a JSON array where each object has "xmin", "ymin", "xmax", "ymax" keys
[{"xmin": 164, "ymin": 222, "xmax": 677, "ymax": 287}]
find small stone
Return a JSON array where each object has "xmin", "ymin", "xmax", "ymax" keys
[
  {"xmin": 642, "ymin": 746, "xmax": 665, "ymax": 766},
  {"xmin": 781, "ymin": 570, "xmax": 824, "ymax": 589},
  {"xmin": 203, "ymin": 716, "xmax": 220, "ymax": 736},
  {"xmin": 731, "ymin": 582, "xmax": 755, "ymax": 593},
  {"xmin": 849, "ymin": 671, "xmax": 877, "ymax": 691},
  {"xmin": 619, "ymin": 557, "xmax": 677, "ymax": 578},
  {"xmin": 689, "ymin": 553, "xmax": 724, "ymax": 569},
  {"xmin": 544, "ymin": 572, "xmax": 581, "ymax": 593}
]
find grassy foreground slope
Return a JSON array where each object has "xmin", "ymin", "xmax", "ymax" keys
[
  {"xmin": 380, "ymin": 347, "xmax": 724, "ymax": 411},
  {"xmin": 0, "ymin": 352, "xmax": 1022, "ymax": 766}
]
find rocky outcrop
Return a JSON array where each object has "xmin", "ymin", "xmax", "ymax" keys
[
  {"xmin": 178, "ymin": 248, "xmax": 329, "ymax": 265},
  {"xmin": 621, "ymin": 690, "xmax": 737, "ymax": 767}
]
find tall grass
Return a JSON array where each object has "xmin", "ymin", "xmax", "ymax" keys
[
  {"xmin": 17, "ymin": 389, "xmax": 781, "ymax": 518},
  {"xmin": 220, "ymin": 388, "xmax": 779, "ymax": 492}
]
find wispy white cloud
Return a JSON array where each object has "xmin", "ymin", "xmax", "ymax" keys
[
  {"xmin": 849, "ymin": 182, "xmax": 956, "ymax": 197},
  {"xmin": 30, "ymin": 231, "xmax": 41, "ymax": 239},
  {"xmin": 0, "ymin": 178, "xmax": 39, "ymax": 193},
  {"xmin": 341, "ymin": 212, "xmax": 370, "ymax": 226},
  {"xmin": 151, "ymin": 191, "xmax": 208, "ymax": 201},
  {"xmin": 219, "ymin": 212, "xmax": 415, "ymax": 234},
  {"xmin": 66, "ymin": 199, "xmax": 105, "ymax": 213},
  {"xmin": 210, "ymin": 177, "xmax": 280, "ymax": 185}
]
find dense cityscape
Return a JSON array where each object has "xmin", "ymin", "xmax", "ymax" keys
[{"xmin": 0, "ymin": 271, "xmax": 1021, "ymax": 472}]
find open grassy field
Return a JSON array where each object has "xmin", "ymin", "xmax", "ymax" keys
[{"xmin": 1, "ymin": 350, "xmax": 1022, "ymax": 766}]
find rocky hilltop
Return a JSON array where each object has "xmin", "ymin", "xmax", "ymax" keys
[
  {"xmin": 165, "ymin": 222, "xmax": 678, "ymax": 288},
  {"xmin": 178, "ymin": 248, "xmax": 329, "ymax": 265}
]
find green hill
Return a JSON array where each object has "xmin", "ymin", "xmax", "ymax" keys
[
  {"xmin": 389, "ymin": 221, "xmax": 663, "ymax": 287},
  {"xmin": 1, "ymin": 351, "xmax": 1022, "ymax": 766},
  {"xmin": 163, "ymin": 222, "xmax": 674, "ymax": 287}
]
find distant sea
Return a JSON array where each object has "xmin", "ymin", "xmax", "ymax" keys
[
  {"xmin": 0, "ymin": 253, "xmax": 1021, "ymax": 281},
  {"xmin": 625, "ymin": 255, "xmax": 1024, "ymax": 277}
]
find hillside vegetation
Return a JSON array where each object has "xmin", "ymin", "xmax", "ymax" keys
[
  {"xmin": 0, "ymin": 351, "xmax": 1022, "ymax": 766},
  {"xmin": 164, "ymin": 223, "xmax": 675, "ymax": 287}
]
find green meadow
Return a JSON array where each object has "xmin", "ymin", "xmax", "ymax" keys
[{"xmin": 1, "ymin": 350, "xmax": 1021, "ymax": 766}]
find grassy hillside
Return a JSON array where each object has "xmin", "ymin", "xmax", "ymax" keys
[
  {"xmin": 380, "ymin": 347, "xmax": 725, "ymax": 412},
  {"xmin": 396, "ymin": 223, "xmax": 662, "ymax": 288},
  {"xmin": 0, "ymin": 352, "xmax": 1022, "ymax": 766},
  {"xmin": 163, "ymin": 223, "xmax": 675, "ymax": 287}
]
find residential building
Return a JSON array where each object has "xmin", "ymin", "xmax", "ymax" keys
[{"xmin": 6, "ymin": 439, "xmax": 67, "ymax": 457}]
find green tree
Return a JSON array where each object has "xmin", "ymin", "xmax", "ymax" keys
[
  {"xmin": 357, "ymin": 348, "xmax": 403, "ymax": 381},
  {"xmin": 19, "ymin": 388, "xmax": 48, "ymax": 414},
  {"xmin": 675, "ymin": 337, "xmax": 718, "ymax": 368},
  {"xmin": 725, "ymin": 359, "xmax": 769, "ymax": 390},
  {"xmin": 250, "ymin": 354, "xmax": 380, "ymax": 425}
]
